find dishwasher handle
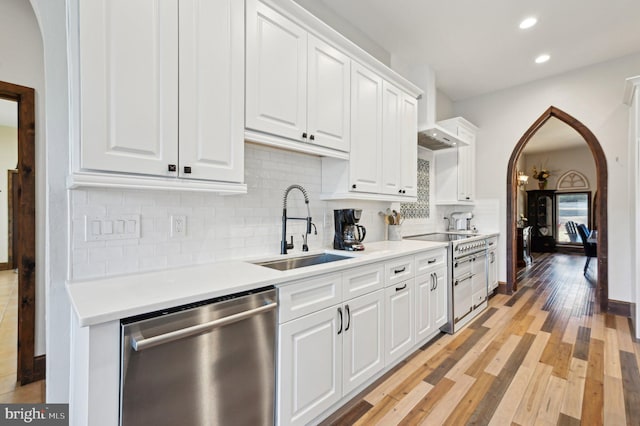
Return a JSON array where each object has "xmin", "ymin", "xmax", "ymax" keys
[{"xmin": 131, "ymin": 301, "xmax": 278, "ymax": 351}]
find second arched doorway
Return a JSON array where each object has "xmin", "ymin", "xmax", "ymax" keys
[{"xmin": 506, "ymin": 106, "xmax": 608, "ymax": 310}]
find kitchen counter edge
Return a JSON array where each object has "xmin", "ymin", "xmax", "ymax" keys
[{"xmin": 66, "ymin": 240, "xmax": 448, "ymax": 327}]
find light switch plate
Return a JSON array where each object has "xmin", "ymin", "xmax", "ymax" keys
[
  {"xmin": 170, "ymin": 215, "xmax": 187, "ymax": 238},
  {"xmin": 85, "ymin": 214, "xmax": 141, "ymax": 241}
]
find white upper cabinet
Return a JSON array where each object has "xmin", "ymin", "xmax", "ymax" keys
[
  {"xmin": 307, "ymin": 35, "xmax": 351, "ymax": 152},
  {"xmin": 178, "ymin": 0, "xmax": 244, "ymax": 183},
  {"xmin": 381, "ymin": 82, "xmax": 402, "ymax": 195},
  {"xmin": 381, "ymin": 83, "xmax": 418, "ymax": 197},
  {"xmin": 246, "ymin": 2, "xmax": 307, "ymax": 142},
  {"xmin": 79, "ymin": 0, "xmax": 179, "ymax": 177},
  {"xmin": 246, "ymin": 1, "xmax": 351, "ymax": 154},
  {"xmin": 400, "ymin": 94, "xmax": 418, "ymax": 197},
  {"xmin": 434, "ymin": 117, "xmax": 478, "ymax": 204},
  {"xmin": 73, "ymin": 0, "xmax": 245, "ymax": 191},
  {"xmin": 349, "ymin": 63, "xmax": 383, "ymax": 194}
]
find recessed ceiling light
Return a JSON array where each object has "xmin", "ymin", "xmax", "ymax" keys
[
  {"xmin": 519, "ymin": 17, "xmax": 538, "ymax": 29},
  {"xmin": 535, "ymin": 54, "xmax": 550, "ymax": 64}
]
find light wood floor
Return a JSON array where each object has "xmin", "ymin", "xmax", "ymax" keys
[
  {"xmin": 0, "ymin": 269, "xmax": 44, "ymax": 402},
  {"xmin": 323, "ymin": 253, "xmax": 640, "ymax": 425}
]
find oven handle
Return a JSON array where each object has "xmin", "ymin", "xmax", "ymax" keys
[
  {"xmin": 454, "ymin": 257, "xmax": 474, "ymax": 268},
  {"xmin": 454, "ymin": 274, "xmax": 474, "ymax": 286},
  {"xmin": 130, "ymin": 301, "xmax": 278, "ymax": 351}
]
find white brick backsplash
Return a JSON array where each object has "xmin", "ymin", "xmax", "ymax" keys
[{"xmin": 69, "ymin": 144, "xmax": 391, "ymax": 280}]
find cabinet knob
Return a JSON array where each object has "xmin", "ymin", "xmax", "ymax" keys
[
  {"xmin": 398, "ymin": 189, "xmax": 403, "ymax": 194},
  {"xmin": 309, "ymin": 134, "xmax": 315, "ymax": 140},
  {"xmin": 302, "ymin": 132, "xmax": 307, "ymax": 139},
  {"xmin": 168, "ymin": 164, "xmax": 177, "ymax": 172},
  {"xmin": 352, "ymin": 184, "xmax": 357, "ymax": 189},
  {"xmin": 402, "ymin": 190, "xmax": 406, "ymax": 194},
  {"xmin": 184, "ymin": 166, "xmax": 192, "ymax": 174}
]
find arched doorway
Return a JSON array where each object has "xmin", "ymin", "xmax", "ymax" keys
[{"xmin": 506, "ymin": 106, "xmax": 608, "ymax": 310}]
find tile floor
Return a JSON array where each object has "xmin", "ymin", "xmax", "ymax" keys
[{"xmin": 0, "ymin": 269, "xmax": 44, "ymax": 403}]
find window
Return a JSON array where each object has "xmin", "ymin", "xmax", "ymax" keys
[{"xmin": 556, "ymin": 192, "xmax": 591, "ymax": 244}]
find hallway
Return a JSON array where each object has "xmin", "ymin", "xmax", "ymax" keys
[
  {"xmin": 323, "ymin": 253, "xmax": 640, "ymax": 425},
  {"xmin": 0, "ymin": 270, "xmax": 44, "ymax": 402}
]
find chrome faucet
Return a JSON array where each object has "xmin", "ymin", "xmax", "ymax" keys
[{"xmin": 281, "ymin": 185, "xmax": 314, "ymax": 254}]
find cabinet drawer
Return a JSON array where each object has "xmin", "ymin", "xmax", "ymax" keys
[
  {"xmin": 385, "ymin": 256, "xmax": 414, "ymax": 286},
  {"xmin": 342, "ymin": 264, "xmax": 384, "ymax": 300},
  {"xmin": 415, "ymin": 249, "xmax": 447, "ymax": 275},
  {"xmin": 487, "ymin": 236, "xmax": 498, "ymax": 250},
  {"xmin": 278, "ymin": 273, "xmax": 342, "ymax": 323}
]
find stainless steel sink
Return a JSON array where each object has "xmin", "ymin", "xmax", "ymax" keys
[{"xmin": 253, "ymin": 253, "xmax": 352, "ymax": 271}]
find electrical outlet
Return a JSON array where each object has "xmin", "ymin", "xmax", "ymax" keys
[{"xmin": 170, "ymin": 215, "xmax": 187, "ymax": 238}]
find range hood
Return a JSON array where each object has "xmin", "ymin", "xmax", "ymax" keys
[
  {"xmin": 407, "ymin": 65, "xmax": 469, "ymax": 150},
  {"xmin": 418, "ymin": 124, "xmax": 465, "ymax": 150}
]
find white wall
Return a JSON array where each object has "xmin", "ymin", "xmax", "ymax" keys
[
  {"xmin": 0, "ymin": 125, "xmax": 18, "ymax": 263},
  {"xmin": 1, "ymin": 0, "xmax": 46, "ymax": 356},
  {"xmin": 521, "ymin": 145, "xmax": 596, "ymax": 194},
  {"xmin": 29, "ymin": 0, "xmax": 70, "ymax": 402},
  {"xmin": 454, "ymin": 52, "xmax": 640, "ymax": 302}
]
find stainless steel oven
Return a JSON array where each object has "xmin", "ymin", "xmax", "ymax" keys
[{"xmin": 405, "ymin": 233, "xmax": 489, "ymax": 333}]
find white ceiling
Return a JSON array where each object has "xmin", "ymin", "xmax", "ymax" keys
[
  {"xmin": 0, "ymin": 98, "xmax": 17, "ymax": 128},
  {"xmin": 521, "ymin": 117, "xmax": 586, "ymax": 154},
  {"xmin": 306, "ymin": 0, "xmax": 640, "ymax": 101}
]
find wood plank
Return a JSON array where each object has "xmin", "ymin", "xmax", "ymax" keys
[
  {"xmin": 484, "ymin": 333, "xmax": 521, "ymax": 376},
  {"xmin": 603, "ymin": 375, "xmax": 626, "ymax": 425},
  {"xmin": 557, "ymin": 413, "xmax": 581, "ymax": 426},
  {"xmin": 605, "ymin": 313, "xmax": 617, "ymax": 329},
  {"xmin": 468, "ymin": 333, "xmax": 536, "ymax": 425},
  {"xmin": 327, "ymin": 400, "xmax": 372, "ymax": 426},
  {"xmin": 560, "ymin": 358, "xmax": 588, "ymax": 420},
  {"xmin": 536, "ymin": 375, "xmax": 567, "ymax": 424},
  {"xmin": 397, "ymin": 378, "xmax": 455, "ymax": 425},
  {"xmin": 376, "ymin": 380, "xmax": 433, "ymax": 425},
  {"xmin": 352, "ymin": 395, "xmax": 397, "ymax": 426},
  {"xmin": 418, "ymin": 374, "xmax": 475, "ymax": 426},
  {"xmin": 581, "ymin": 338, "xmax": 604, "ymax": 424},
  {"xmin": 620, "ymin": 350, "xmax": 640, "ymax": 424},
  {"xmin": 512, "ymin": 363, "xmax": 553, "ymax": 426},
  {"xmin": 604, "ymin": 327, "xmax": 622, "ymax": 378},
  {"xmin": 441, "ymin": 372, "xmax": 495, "ymax": 426},
  {"xmin": 616, "ymin": 315, "xmax": 636, "ymax": 353},
  {"xmin": 364, "ymin": 361, "xmax": 420, "ymax": 405},
  {"xmin": 488, "ymin": 366, "xmax": 533, "ymax": 426},
  {"xmin": 572, "ymin": 325, "xmax": 591, "ymax": 361}
]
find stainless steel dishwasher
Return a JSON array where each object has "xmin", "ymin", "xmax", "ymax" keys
[{"xmin": 119, "ymin": 286, "xmax": 277, "ymax": 426}]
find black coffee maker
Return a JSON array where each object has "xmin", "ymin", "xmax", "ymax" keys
[{"xmin": 334, "ymin": 209, "xmax": 366, "ymax": 251}]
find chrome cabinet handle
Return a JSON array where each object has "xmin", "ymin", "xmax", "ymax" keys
[
  {"xmin": 394, "ymin": 267, "xmax": 406, "ymax": 274},
  {"xmin": 345, "ymin": 304, "xmax": 351, "ymax": 331},
  {"xmin": 337, "ymin": 307, "xmax": 343, "ymax": 335},
  {"xmin": 395, "ymin": 283, "xmax": 407, "ymax": 292},
  {"xmin": 428, "ymin": 258, "xmax": 437, "ymax": 264},
  {"xmin": 454, "ymin": 274, "xmax": 474, "ymax": 286},
  {"xmin": 130, "ymin": 301, "xmax": 277, "ymax": 351}
]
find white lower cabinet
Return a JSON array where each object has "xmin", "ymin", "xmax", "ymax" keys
[
  {"xmin": 342, "ymin": 290, "xmax": 385, "ymax": 394},
  {"xmin": 488, "ymin": 237, "xmax": 498, "ymax": 291},
  {"xmin": 385, "ymin": 279, "xmax": 415, "ymax": 365},
  {"xmin": 277, "ymin": 248, "xmax": 448, "ymax": 425},
  {"xmin": 278, "ymin": 306, "xmax": 342, "ymax": 426}
]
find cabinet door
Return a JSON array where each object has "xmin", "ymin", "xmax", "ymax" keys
[
  {"xmin": 415, "ymin": 273, "xmax": 433, "ymax": 342},
  {"xmin": 385, "ymin": 279, "xmax": 415, "ymax": 365},
  {"xmin": 278, "ymin": 306, "xmax": 342, "ymax": 426},
  {"xmin": 246, "ymin": 1, "xmax": 307, "ymax": 141},
  {"xmin": 488, "ymin": 249, "xmax": 498, "ymax": 291},
  {"xmin": 381, "ymin": 81, "xmax": 402, "ymax": 195},
  {"xmin": 307, "ymin": 35, "xmax": 351, "ymax": 152},
  {"xmin": 400, "ymin": 93, "xmax": 418, "ymax": 197},
  {"xmin": 350, "ymin": 63, "xmax": 382, "ymax": 194},
  {"xmin": 178, "ymin": 0, "xmax": 244, "ymax": 182},
  {"xmin": 79, "ymin": 0, "xmax": 179, "ymax": 176},
  {"xmin": 431, "ymin": 268, "xmax": 448, "ymax": 328},
  {"xmin": 471, "ymin": 251, "xmax": 488, "ymax": 309},
  {"xmin": 342, "ymin": 291, "xmax": 384, "ymax": 395},
  {"xmin": 457, "ymin": 128, "xmax": 475, "ymax": 201}
]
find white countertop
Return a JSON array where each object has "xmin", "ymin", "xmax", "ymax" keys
[{"xmin": 67, "ymin": 239, "xmax": 448, "ymax": 327}]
